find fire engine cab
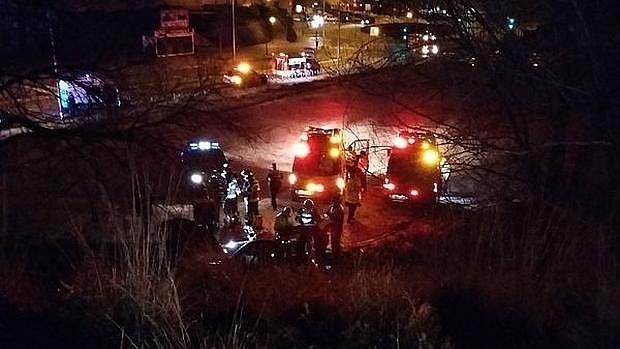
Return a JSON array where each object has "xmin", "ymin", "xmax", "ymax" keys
[
  {"xmin": 289, "ymin": 127, "xmax": 346, "ymax": 200},
  {"xmin": 289, "ymin": 127, "xmax": 369, "ymax": 200},
  {"xmin": 383, "ymin": 129, "xmax": 442, "ymax": 204}
]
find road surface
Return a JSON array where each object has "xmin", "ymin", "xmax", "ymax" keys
[{"xmin": 154, "ymin": 71, "xmax": 457, "ymax": 248}]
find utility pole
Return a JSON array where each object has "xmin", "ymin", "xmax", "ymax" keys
[
  {"xmin": 48, "ymin": 13, "xmax": 63, "ymax": 119},
  {"xmin": 2, "ymin": 174, "xmax": 6, "ymax": 246},
  {"xmin": 337, "ymin": 2, "xmax": 341, "ymax": 68},
  {"xmin": 232, "ymin": 0, "xmax": 236, "ymax": 62},
  {"xmin": 322, "ymin": 0, "xmax": 326, "ymax": 42}
]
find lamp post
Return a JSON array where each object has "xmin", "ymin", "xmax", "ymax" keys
[
  {"xmin": 322, "ymin": 0, "xmax": 326, "ymax": 43},
  {"xmin": 232, "ymin": 0, "xmax": 236, "ymax": 62},
  {"xmin": 310, "ymin": 15, "xmax": 324, "ymax": 50},
  {"xmin": 47, "ymin": 12, "xmax": 63, "ymax": 118},
  {"xmin": 265, "ymin": 16, "xmax": 277, "ymax": 55}
]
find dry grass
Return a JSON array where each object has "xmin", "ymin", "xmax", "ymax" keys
[{"xmin": 426, "ymin": 202, "xmax": 620, "ymax": 348}]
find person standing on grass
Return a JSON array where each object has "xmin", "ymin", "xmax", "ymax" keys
[
  {"xmin": 344, "ymin": 167, "xmax": 362, "ymax": 224},
  {"xmin": 247, "ymin": 173, "xmax": 261, "ymax": 225},
  {"xmin": 194, "ymin": 197, "xmax": 218, "ymax": 236},
  {"xmin": 266, "ymin": 162, "xmax": 282, "ymax": 210},
  {"xmin": 326, "ymin": 196, "xmax": 345, "ymax": 261},
  {"xmin": 239, "ymin": 170, "xmax": 251, "ymax": 219},
  {"xmin": 224, "ymin": 172, "xmax": 241, "ymax": 222},
  {"xmin": 274, "ymin": 206, "xmax": 294, "ymax": 241},
  {"xmin": 295, "ymin": 199, "xmax": 321, "ymax": 265}
]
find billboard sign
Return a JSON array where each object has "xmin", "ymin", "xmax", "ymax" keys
[{"xmin": 160, "ymin": 10, "xmax": 190, "ymax": 29}]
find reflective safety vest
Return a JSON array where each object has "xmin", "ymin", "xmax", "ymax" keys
[
  {"xmin": 226, "ymin": 180, "xmax": 240, "ymax": 199},
  {"xmin": 298, "ymin": 210, "xmax": 316, "ymax": 225},
  {"xmin": 344, "ymin": 177, "xmax": 362, "ymax": 204}
]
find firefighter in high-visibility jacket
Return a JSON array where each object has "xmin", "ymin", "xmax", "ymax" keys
[
  {"xmin": 295, "ymin": 199, "xmax": 323, "ymax": 265},
  {"xmin": 344, "ymin": 167, "xmax": 363, "ymax": 224}
]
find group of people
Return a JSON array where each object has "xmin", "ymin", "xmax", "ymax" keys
[
  {"xmin": 222, "ymin": 168, "xmax": 262, "ymax": 226},
  {"xmin": 274, "ymin": 197, "xmax": 345, "ymax": 265},
  {"xmin": 194, "ymin": 158, "xmax": 366, "ymax": 263},
  {"xmin": 194, "ymin": 167, "xmax": 262, "ymax": 233},
  {"xmin": 193, "ymin": 162, "xmax": 283, "ymax": 234}
]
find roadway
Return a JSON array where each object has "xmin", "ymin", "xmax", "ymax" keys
[{"xmin": 150, "ymin": 68, "xmax": 463, "ymax": 248}]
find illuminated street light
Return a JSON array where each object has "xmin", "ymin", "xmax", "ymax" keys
[
  {"xmin": 406, "ymin": 11, "xmax": 413, "ymax": 19},
  {"xmin": 310, "ymin": 15, "xmax": 324, "ymax": 49},
  {"xmin": 295, "ymin": 4, "xmax": 303, "ymax": 13},
  {"xmin": 266, "ymin": 16, "xmax": 277, "ymax": 55}
]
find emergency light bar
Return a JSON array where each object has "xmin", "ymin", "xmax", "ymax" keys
[
  {"xmin": 304, "ymin": 126, "xmax": 342, "ymax": 136},
  {"xmin": 188, "ymin": 140, "xmax": 220, "ymax": 151}
]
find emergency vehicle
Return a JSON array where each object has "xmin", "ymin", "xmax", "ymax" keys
[
  {"xmin": 58, "ymin": 72, "xmax": 121, "ymax": 117},
  {"xmin": 382, "ymin": 129, "xmax": 442, "ymax": 204},
  {"xmin": 407, "ymin": 31, "xmax": 440, "ymax": 57},
  {"xmin": 289, "ymin": 127, "xmax": 368, "ymax": 200},
  {"xmin": 179, "ymin": 139, "xmax": 228, "ymax": 190}
]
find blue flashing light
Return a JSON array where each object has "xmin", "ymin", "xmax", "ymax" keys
[{"xmin": 58, "ymin": 80, "xmax": 69, "ymax": 109}]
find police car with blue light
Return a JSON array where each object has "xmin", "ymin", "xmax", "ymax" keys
[{"xmin": 178, "ymin": 139, "xmax": 229, "ymax": 194}]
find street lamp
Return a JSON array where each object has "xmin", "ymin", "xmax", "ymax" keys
[
  {"xmin": 310, "ymin": 15, "xmax": 324, "ymax": 50},
  {"xmin": 266, "ymin": 16, "xmax": 277, "ymax": 55}
]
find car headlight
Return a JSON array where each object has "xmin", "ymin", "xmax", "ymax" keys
[
  {"xmin": 231, "ymin": 75, "xmax": 242, "ymax": 85},
  {"xmin": 289, "ymin": 173, "xmax": 297, "ymax": 185},
  {"xmin": 190, "ymin": 173, "xmax": 203, "ymax": 184},
  {"xmin": 431, "ymin": 44, "xmax": 439, "ymax": 54},
  {"xmin": 224, "ymin": 240, "xmax": 238, "ymax": 249},
  {"xmin": 422, "ymin": 149, "xmax": 440, "ymax": 166},
  {"xmin": 306, "ymin": 183, "xmax": 324, "ymax": 192},
  {"xmin": 336, "ymin": 177, "xmax": 345, "ymax": 189},
  {"xmin": 329, "ymin": 148, "xmax": 340, "ymax": 158},
  {"xmin": 236, "ymin": 62, "xmax": 252, "ymax": 74},
  {"xmin": 421, "ymin": 45, "xmax": 430, "ymax": 55}
]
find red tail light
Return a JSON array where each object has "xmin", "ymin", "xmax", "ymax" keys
[{"xmin": 410, "ymin": 189, "xmax": 419, "ymax": 196}]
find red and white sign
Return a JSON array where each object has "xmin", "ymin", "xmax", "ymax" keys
[{"xmin": 160, "ymin": 10, "xmax": 190, "ymax": 29}]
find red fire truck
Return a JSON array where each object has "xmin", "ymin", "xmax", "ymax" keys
[
  {"xmin": 289, "ymin": 127, "xmax": 368, "ymax": 200},
  {"xmin": 382, "ymin": 129, "xmax": 442, "ymax": 204}
]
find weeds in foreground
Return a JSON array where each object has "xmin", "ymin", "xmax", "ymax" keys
[
  {"xmin": 3, "ymin": 191, "xmax": 618, "ymax": 348},
  {"xmin": 428, "ymin": 203, "xmax": 620, "ymax": 348}
]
